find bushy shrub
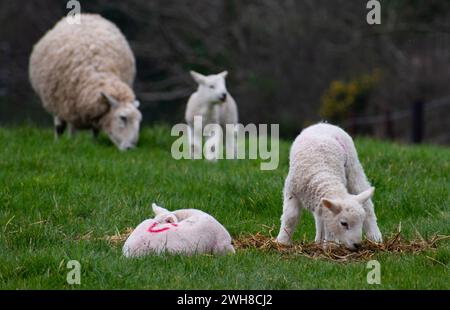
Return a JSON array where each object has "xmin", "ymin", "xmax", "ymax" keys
[{"xmin": 319, "ymin": 71, "xmax": 380, "ymax": 123}]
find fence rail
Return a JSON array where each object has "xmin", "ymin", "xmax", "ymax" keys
[{"xmin": 340, "ymin": 96, "xmax": 450, "ymax": 144}]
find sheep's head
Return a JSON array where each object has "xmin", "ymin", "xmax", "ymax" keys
[
  {"xmin": 152, "ymin": 203, "xmax": 178, "ymax": 224},
  {"xmin": 101, "ymin": 93, "xmax": 142, "ymax": 151},
  {"xmin": 190, "ymin": 70, "xmax": 229, "ymax": 104},
  {"xmin": 320, "ymin": 187, "xmax": 374, "ymax": 250}
]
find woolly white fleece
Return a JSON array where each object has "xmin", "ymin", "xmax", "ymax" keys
[
  {"xmin": 185, "ymin": 71, "xmax": 238, "ymax": 159},
  {"xmin": 276, "ymin": 123, "xmax": 382, "ymax": 248},
  {"xmin": 29, "ymin": 14, "xmax": 137, "ymax": 130},
  {"xmin": 123, "ymin": 204, "xmax": 235, "ymax": 257}
]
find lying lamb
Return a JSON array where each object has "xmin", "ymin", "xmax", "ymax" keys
[
  {"xmin": 185, "ymin": 71, "xmax": 238, "ymax": 160},
  {"xmin": 29, "ymin": 14, "xmax": 141, "ymax": 151},
  {"xmin": 276, "ymin": 123, "xmax": 382, "ymax": 250},
  {"xmin": 123, "ymin": 204, "xmax": 235, "ymax": 257}
]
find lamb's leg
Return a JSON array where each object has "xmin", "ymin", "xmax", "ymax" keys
[
  {"xmin": 313, "ymin": 212, "xmax": 325, "ymax": 243},
  {"xmin": 205, "ymin": 136, "xmax": 219, "ymax": 161},
  {"xmin": 188, "ymin": 125, "xmax": 202, "ymax": 159},
  {"xmin": 346, "ymin": 155, "xmax": 382, "ymax": 242},
  {"xmin": 224, "ymin": 125, "xmax": 238, "ymax": 159},
  {"xmin": 276, "ymin": 177, "xmax": 302, "ymax": 245},
  {"xmin": 54, "ymin": 116, "xmax": 66, "ymax": 140},
  {"xmin": 363, "ymin": 205, "xmax": 382, "ymax": 242},
  {"xmin": 188, "ymin": 125, "xmax": 193, "ymax": 157},
  {"xmin": 322, "ymin": 227, "xmax": 339, "ymax": 250}
]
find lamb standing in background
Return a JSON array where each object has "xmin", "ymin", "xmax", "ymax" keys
[
  {"xmin": 29, "ymin": 14, "xmax": 142, "ymax": 151},
  {"xmin": 123, "ymin": 203, "xmax": 235, "ymax": 257},
  {"xmin": 185, "ymin": 71, "xmax": 238, "ymax": 160},
  {"xmin": 276, "ymin": 123, "xmax": 382, "ymax": 250}
]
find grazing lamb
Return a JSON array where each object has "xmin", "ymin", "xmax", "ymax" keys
[
  {"xmin": 185, "ymin": 71, "xmax": 238, "ymax": 159},
  {"xmin": 276, "ymin": 123, "xmax": 382, "ymax": 250},
  {"xmin": 29, "ymin": 13, "xmax": 142, "ymax": 151},
  {"xmin": 123, "ymin": 203, "xmax": 235, "ymax": 257}
]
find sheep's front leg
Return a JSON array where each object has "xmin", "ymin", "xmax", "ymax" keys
[
  {"xmin": 224, "ymin": 125, "xmax": 238, "ymax": 159},
  {"xmin": 345, "ymin": 154, "xmax": 382, "ymax": 243},
  {"xmin": 313, "ymin": 212, "xmax": 325, "ymax": 243},
  {"xmin": 54, "ymin": 116, "xmax": 66, "ymax": 140},
  {"xmin": 204, "ymin": 137, "xmax": 218, "ymax": 161},
  {"xmin": 322, "ymin": 226, "xmax": 340, "ymax": 250},
  {"xmin": 363, "ymin": 203, "xmax": 382, "ymax": 242},
  {"xmin": 276, "ymin": 191, "xmax": 302, "ymax": 245},
  {"xmin": 188, "ymin": 125, "xmax": 202, "ymax": 159}
]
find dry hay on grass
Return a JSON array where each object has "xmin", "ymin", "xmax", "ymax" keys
[
  {"xmin": 233, "ymin": 231, "xmax": 449, "ymax": 262},
  {"xmin": 75, "ymin": 227, "xmax": 134, "ymax": 244},
  {"xmin": 104, "ymin": 227, "xmax": 134, "ymax": 244},
  {"xmin": 81, "ymin": 226, "xmax": 449, "ymax": 263}
]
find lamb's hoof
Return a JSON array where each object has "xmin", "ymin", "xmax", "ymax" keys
[
  {"xmin": 320, "ymin": 242, "xmax": 338, "ymax": 251},
  {"xmin": 367, "ymin": 233, "xmax": 383, "ymax": 243},
  {"xmin": 275, "ymin": 237, "xmax": 292, "ymax": 246}
]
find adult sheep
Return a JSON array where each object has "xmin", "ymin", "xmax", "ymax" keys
[{"xmin": 29, "ymin": 13, "xmax": 142, "ymax": 150}]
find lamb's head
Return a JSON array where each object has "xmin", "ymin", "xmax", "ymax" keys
[
  {"xmin": 190, "ymin": 71, "xmax": 229, "ymax": 104},
  {"xmin": 101, "ymin": 93, "xmax": 142, "ymax": 151},
  {"xmin": 151, "ymin": 203, "xmax": 178, "ymax": 224},
  {"xmin": 320, "ymin": 187, "xmax": 374, "ymax": 250}
]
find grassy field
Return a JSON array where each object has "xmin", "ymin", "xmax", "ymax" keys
[{"xmin": 0, "ymin": 125, "xmax": 449, "ymax": 289}]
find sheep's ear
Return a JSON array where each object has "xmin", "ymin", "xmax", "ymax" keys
[
  {"xmin": 101, "ymin": 92, "xmax": 119, "ymax": 108},
  {"xmin": 152, "ymin": 203, "xmax": 169, "ymax": 215},
  {"xmin": 355, "ymin": 187, "xmax": 375, "ymax": 204},
  {"xmin": 321, "ymin": 198, "xmax": 342, "ymax": 215},
  {"xmin": 190, "ymin": 71, "xmax": 206, "ymax": 85},
  {"xmin": 164, "ymin": 214, "xmax": 178, "ymax": 224},
  {"xmin": 219, "ymin": 71, "xmax": 228, "ymax": 79},
  {"xmin": 133, "ymin": 100, "xmax": 140, "ymax": 108}
]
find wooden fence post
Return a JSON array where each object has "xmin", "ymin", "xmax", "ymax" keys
[
  {"xmin": 384, "ymin": 107, "xmax": 394, "ymax": 140},
  {"xmin": 349, "ymin": 112, "xmax": 357, "ymax": 136},
  {"xmin": 411, "ymin": 100, "xmax": 424, "ymax": 144}
]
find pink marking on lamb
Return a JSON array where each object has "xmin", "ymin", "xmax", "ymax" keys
[
  {"xmin": 335, "ymin": 135, "xmax": 347, "ymax": 153},
  {"xmin": 147, "ymin": 222, "xmax": 178, "ymax": 233},
  {"xmin": 334, "ymin": 135, "xmax": 349, "ymax": 167}
]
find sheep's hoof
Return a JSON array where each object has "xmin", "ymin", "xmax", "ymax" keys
[
  {"xmin": 366, "ymin": 233, "xmax": 383, "ymax": 243},
  {"xmin": 275, "ymin": 237, "xmax": 292, "ymax": 246}
]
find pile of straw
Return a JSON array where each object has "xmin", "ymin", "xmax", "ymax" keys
[
  {"xmin": 82, "ymin": 226, "xmax": 448, "ymax": 262},
  {"xmin": 233, "ymin": 231, "xmax": 449, "ymax": 262}
]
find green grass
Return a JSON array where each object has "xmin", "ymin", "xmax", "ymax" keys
[{"xmin": 0, "ymin": 125, "xmax": 449, "ymax": 289}]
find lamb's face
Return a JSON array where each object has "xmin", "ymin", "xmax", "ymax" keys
[
  {"xmin": 326, "ymin": 203, "xmax": 366, "ymax": 250},
  {"xmin": 190, "ymin": 71, "xmax": 229, "ymax": 104},
  {"xmin": 102, "ymin": 95, "xmax": 142, "ymax": 151},
  {"xmin": 321, "ymin": 188, "xmax": 374, "ymax": 250}
]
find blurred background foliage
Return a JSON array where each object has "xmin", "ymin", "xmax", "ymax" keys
[
  {"xmin": 0, "ymin": 0, "xmax": 449, "ymax": 143},
  {"xmin": 320, "ymin": 71, "xmax": 380, "ymax": 123}
]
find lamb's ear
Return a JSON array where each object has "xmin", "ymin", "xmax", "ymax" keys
[
  {"xmin": 190, "ymin": 71, "xmax": 206, "ymax": 85},
  {"xmin": 321, "ymin": 198, "xmax": 342, "ymax": 215},
  {"xmin": 355, "ymin": 187, "xmax": 375, "ymax": 204},
  {"xmin": 133, "ymin": 100, "xmax": 140, "ymax": 108},
  {"xmin": 152, "ymin": 203, "xmax": 169, "ymax": 216},
  {"xmin": 101, "ymin": 92, "xmax": 119, "ymax": 108},
  {"xmin": 219, "ymin": 71, "xmax": 228, "ymax": 79},
  {"xmin": 164, "ymin": 214, "xmax": 178, "ymax": 224}
]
